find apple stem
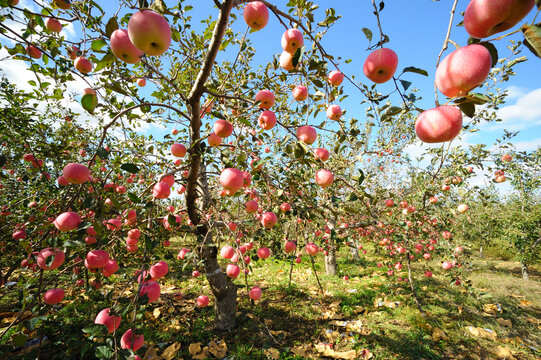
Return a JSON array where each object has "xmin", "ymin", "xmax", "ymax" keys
[{"xmin": 434, "ymin": 0, "xmax": 459, "ymax": 107}]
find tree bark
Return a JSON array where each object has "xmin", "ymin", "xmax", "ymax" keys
[
  {"xmin": 521, "ymin": 262, "xmax": 529, "ymax": 280},
  {"xmin": 350, "ymin": 247, "xmax": 361, "ymax": 261},
  {"xmin": 325, "ymin": 247, "xmax": 338, "ymax": 276}
]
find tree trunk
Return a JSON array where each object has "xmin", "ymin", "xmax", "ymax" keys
[
  {"xmin": 325, "ymin": 247, "xmax": 338, "ymax": 276},
  {"xmin": 521, "ymin": 262, "xmax": 529, "ymax": 280},
  {"xmin": 201, "ymin": 242, "xmax": 237, "ymax": 330},
  {"xmin": 479, "ymin": 245, "xmax": 483, "ymax": 258},
  {"xmin": 350, "ymin": 247, "xmax": 361, "ymax": 261}
]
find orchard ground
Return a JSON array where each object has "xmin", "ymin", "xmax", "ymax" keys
[{"xmin": 1, "ymin": 239, "xmax": 539, "ymax": 360}]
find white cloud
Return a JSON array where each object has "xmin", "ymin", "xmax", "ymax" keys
[
  {"xmin": 505, "ymin": 85, "xmax": 527, "ymax": 100},
  {"xmin": 490, "ymin": 87, "xmax": 541, "ymax": 132}
]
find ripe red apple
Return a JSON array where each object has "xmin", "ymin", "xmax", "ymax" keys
[
  {"xmin": 226, "ymin": 264, "xmax": 240, "ymax": 279},
  {"xmin": 220, "ymin": 168, "xmax": 244, "ymax": 193},
  {"xmin": 245, "ymin": 200, "xmax": 259, "ymax": 213},
  {"xmin": 457, "ymin": 204, "xmax": 469, "ymax": 213},
  {"xmin": 292, "ymin": 85, "xmax": 308, "ymax": 101},
  {"xmin": 424, "ymin": 271, "xmax": 433, "ymax": 278},
  {"xmin": 46, "ymin": 18, "xmax": 63, "ymax": 33},
  {"xmin": 208, "ymin": 132, "xmax": 222, "ymax": 147},
  {"xmin": 153, "ymin": 182, "xmax": 171, "ymax": 199},
  {"xmin": 86, "ymin": 250, "xmax": 109, "ymax": 269},
  {"xmin": 501, "ymin": 154, "xmax": 512, "ymax": 162},
  {"xmin": 280, "ymin": 203, "xmax": 291, "ymax": 212},
  {"xmin": 105, "ymin": 218, "xmax": 122, "ymax": 230},
  {"xmin": 442, "ymin": 261, "xmax": 453, "ymax": 270},
  {"xmin": 121, "ymin": 329, "xmax": 144, "ymax": 351},
  {"xmin": 74, "ymin": 56, "xmax": 92, "ymax": 74},
  {"xmin": 255, "ymin": 90, "xmax": 275, "ymax": 109},
  {"xmin": 136, "ymin": 78, "xmax": 146, "ymax": 87},
  {"xmin": 279, "ymin": 51, "xmax": 298, "ymax": 71},
  {"xmin": 43, "ymin": 288, "xmax": 64, "ymax": 305},
  {"xmin": 13, "ymin": 229, "xmax": 26, "ymax": 240},
  {"xmin": 63, "ymin": 163, "xmax": 90, "ymax": 184},
  {"xmin": 197, "ymin": 295, "xmax": 209, "ymax": 307},
  {"xmin": 95, "ymin": 308, "xmax": 121, "ymax": 333},
  {"xmin": 128, "ymin": 10, "xmax": 171, "ymax": 56},
  {"xmin": 328, "ymin": 70, "xmax": 344, "ymax": 86},
  {"xmin": 314, "ymin": 148, "xmax": 329, "ymax": 161},
  {"xmin": 305, "ymin": 243, "xmax": 319, "ymax": 256},
  {"xmin": 261, "ymin": 212, "xmax": 277, "ymax": 228},
  {"xmin": 435, "ymin": 44, "xmax": 492, "ymax": 98},
  {"xmin": 296, "ymin": 125, "xmax": 317, "ymax": 145},
  {"xmin": 429, "ymin": 196, "xmax": 438, "ymax": 204},
  {"xmin": 110, "ymin": 29, "xmax": 144, "ymax": 64},
  {"xmin": 415, "ymin": 106, "xmax": 463, "ymax": 143},
  {"xmin": 53, "ymin": 0, "xmax": 71, "ymax": 9},
  {"xmin": 150, "ymin": 260, "xmax": 168, "ymax": 279},
  {"xmin": 243, "ymin": 1, "xmax": 269, "ymax": 30},
  {"xmin": 26, "ymin": 45, "xmax": 42, "ymax": 59},
  {"xmin": 315, "ymin": 169, "xmax": 334, "ymax": 188},
  {"xmin": 281, "ymin": 28, "xmax": 303, "ymax": 53},
  {"xmin": 464, "ymin": 0, "xmax": 535, "ymax": 39},
  {"xmin": 284, "ymin": 241, "xmax": 296, "ymax": 253},
  {"xmin": 363, "ymin": 48, "xmax": 398, "ymax": 84},
  {"xmin": 326, "ymin": 104, "xmax": 341, "ymax": 120},
  {"xmin": 385, "ymin": 199, "xmax": 394, "ymax": 207},
  {"xmin": 139, "ymin": 281, "xmax": 161, "ymax": 302},
  {"xmin": 258, "ymin": 110, "xmax": 277, "ymax": 130},
  {"xmin": 54, "ymin": 211, "xmax": 81, "ymax": 232},
  {"xmin": 37, "ymin": 248, "xmax": 65, "ymax": 270},
  {"xmin": 9, "ymin": 0, "xmax": 19, "ymax": 5},
  {"xmin": 171, "ymin": 143, "xmax": 187, "ymax": 158},
  {"xmin": 249, "ymin": 286, "xmax": 262, "ymax": 300},
  {"xmin": 221, "ymin": 246, "xmax": 235, "ymax": 259},
  {"xmin": 242, "ymin": 171, "xmax": 252, "ymax": 187},
  {"xmin": 257, "ymin": 247, "xmax": 271, "ymax": 259},
  {"xmin": 102, "ymin": 259, "xmax": 119, "ymax": 277},
  {"xmin": 214, "ymin": 119, "xmax": 233, "ymax": 137}
]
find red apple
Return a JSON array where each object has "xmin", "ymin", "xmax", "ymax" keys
[
  {"xmin": 292, "ymin": 85, "xmax": 308, "ymax": 101},
  {"xmin": 501, "ymin": 154, "xmax": 512, "ymax": 162},
  {"xmin": 43, "ymin": 288, "xmax": 64, "ymax": 305},
  {"xmin": 128, "ymin": 10, "xmax": 171, "ymax": 56},
  {"xmin": 305, "ymin": 243, "xmax": 319, "ymax": 256},
  {"xmin": 171, "ymin": 143, "xmax": 187, "ymax": 158},
  {"xmin": 284, "ymin": 241, "xmax": 296, "ymax": 253},
  {"xmin": 153, "ymin": 182, "xmax": 171, "ymax": 199},
  {"xmin": 110, "ymin": 29, "xmax": 144, "ymax": 64},
  {"xmin": 435, "ymin": 44, "xmax": 491, "ymax": 98},
  {"xmin": 243, "ymin": 1, "xmax": 269, "ymax": 30},
  {"xmin": 261, "ymin": 212, "xmax": 277, "ymax": 228},
  {"xmin": 279, "ymin": 51, "xmax": 298, "ymax": 71},
  {"xmin": 385, "ymin": 199, "xmax": 394, "ymax": 207},
  {"xmin": 208, "ymin": 132, "xmax": 222, "ymax": 147},
  {"xmin": 26, "ymin": 45, "xmax": 42, "ymax": 59},
  {"xmin": 214, "ymin": 119, "xmax": 233, "ymax": 137},
  {"xmin": 221, "ymin": 245, "xmax": 235, "ymax": 259},
  {"xmin": 255, "ymin": 89, "xmax": 275, "ymax": 109},
  {"xmin": 53, "ymin": 0, "xmax": 71, "ymax": 10},
  {"xmin": 54, "ymin": 211, "xmax": 81, "ymax": 232},
  {"xmin": 281, "ymin": 28, "xmax": 303, "ymax": 53},
  {"xmin": 258, "ymin": 110, "xmax": 276, "ymax": 130},
  {"xmin": 326, "ymin": 104, "xmax": 341, "ymax": 120},
  {"xmin": 457, "ymin": 204, "xmax": 469, "ymax": 213},
  {"xmin": 257, "ymin": 247, "xmax": 271, "ymax": 259},
  {"xmin": 280, "ymin": 202, "xmax": 291, "ymax": 212},
  {"xmin": 121, "ymin": 329, "xmax": 144, "ymax": 351},
  {"xmin": 150, "ymin": 260, "xmax": 168, "ymax": 279},
  {"xmin": 136, "ymin": 78, "xmax": 146, "ymax": 87},
  {"xmin": 62, "ymin": 163, "xmax": 90, "ymax": 184},
  {"xmin": 464, "ymin": 0, "xmax": 535, "ymax": 39},
  {"xmin": 296, "ymin": 125, "xmax": 317, "ymax": 145},
  {"xmin": 74, "ymin": 57, "xmax": 92, "ymax": 74},
  {"xmin": 315, "ymin": 169, "xmax": 334, "ymax": 188},
  {"xmin": 328, "ymin": 70, "xmax": 344, "ymax": 86},
  {"xmin": 102, "ymin": 259, "xmax": 119, "ymax": 277},
  {"xmin": 363, "ymin": 48, "xmax": 398, "ymax": 84},
  {"xmin": 46, "ymin": 18, "xmax": 63, "ymax": 33},
  {"xmin": 226, "ymin": 264, "xmax": 240, "ymax": 279},
  {"xmin": 415, "ymin": 106, "xmax": 463, "ymax": 143},
  {"xmin": 86, "ymin": 250, "xmax": 109, "ymax": 268},
  {"xmin": 37, "ymin": 248, "xmax": 65, "ymax": 270},
  {"xmin": 314, "ymin": 148, "xmax": 329, "ymax": 161},
  {"xmin": 139, "ymin": 281, "xmax": 160, "ymax": 302},
  {"xmin": 95, "ymin": 308, "xmax": 121, "ymax": 333},
  {"xmin": 220, "ymin": 168, "xmax": 244, "ymax": 193},
  {"xmin": 197, "ymin": 295, "xmax": 209, "ymax": 307},
  {"xmin": 245, "ymin": 200, "xmax": 259, "ymax": 213},
  {"xmin": 249, "ymin": 286, "xmax": 262, "ymax": 300},
  {"xmin": 442, "ymin": 261, "xmax": 453, "ymax": 270}
]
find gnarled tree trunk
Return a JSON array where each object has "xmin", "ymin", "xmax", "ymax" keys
[{"xmin": 325, "ymin": 247, "xmax": 338, "ymax": 276}]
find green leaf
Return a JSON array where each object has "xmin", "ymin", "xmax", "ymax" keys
[
  {"xmin": 127, "ymin": 192, "xmax": 141, "ymax": 203},
  {"xmin": 522, "ymin": 24, "xmax": 541, "ymax": 59},
  {"xmin": 358, "ymin": 170, "xmax": 365, "ymax": 185},
  {"xmin": 0, "ymin": 155, "xmax": 6, "ymax": 168},
  {"xmin": 291, "ymin": 46, "xmax": 304, "ymax": 69},
  {"xmin": 81, "ymin": 94, "xmax": 97, "ymax": 114},
  {"xmin": 120, "ymin": 163, "xmax": 140, "ymax": 174},
  {"xmin": 103, "ymin": 81, "xmax": 130, "ymax": 96},
  {"xmin": 361, "ymin": 27, "xmax": 373, "ymax": 42},
  {"xmin": 458, "ymin": 102, "xmax": 475, "ymax": 118},
  {"xmin": 91, "ymin": 39, "xmax": 107, "ymax": 52},
  {"xmin": 94, "ymin": 52, "xmax": 115, "ymax": 72},
  {"xmin": 95, "ymin": 346, "xmax": 114, "ymax": 359},
  {"xmin": 402, "ymin": 66, "xmax": 428, "ymax": 76},
  {"xmin": 96, "ymin": 147, "xmax": 110, "ymax": 160},
  {"xmin": 105, "ymin": 17, "xmax": 118, "ymax": 38},
  {"xmin": 399, "ymin": 80, "xmax": 411, "ymax": 91},
  {"xmin": 479, "ymin": 41, "xmax": 498, "ymax": 67},
  {"xmin": 167, "ymin": 214, "xmax": 178, "ymax": 227}
]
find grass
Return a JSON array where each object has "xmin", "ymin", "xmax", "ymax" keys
[{"xmin": 1, "ymin": 240, "xmax": 540, "ymax": 359}]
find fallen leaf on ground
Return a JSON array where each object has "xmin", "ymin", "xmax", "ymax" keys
[
  {"xmin": 208, "ymin": 339, "xmax": 227, "ymax": 358},
  {"xmin": 161, "ymin": 342, "xmax": 181, "ymax": 360},
  {"xmin": 432, "ymin": 327, "xmax": 449, "ymax": 342},
  {"xmin": 315, "ymin": 343, "xmax": 357, "ymax": 359},
  {"xmin": 152, "ymin": 307, "xmax": 161, "ymax": 318},
  {"xmin": 189, "ymin": 342, "xmax": 202, "ymax": 356},
  {"xmin": 496, "ymin": 318, "xmax": 512, "ymax": 327},
  {"xmin": 518, "ymin": 299, "xmax": 532, "ymax": 307},
  {"xmin": 493, "ymin": 345, "xmax": 515, "ymax": 359},
  {"xmin": 143, "ymin": 346, "xmax": 162, "ymax": 359},
  {"xmin": 483, "ymin": 303, "xmax": 502, "ymax": 315},
  {"xmin": 466, "ymin": 326, "xmax": 498, "ymax": 341},
  {"xmin": 526, "ymin": 318, "xmax": 541, "ymax": 325},
  {"xmin": 291, "ymin": 345, "xmax": 310, "ymax": 357},
  {"xmin": 264, "ymin": 347, "xmax": 280, "ymax": 359}
]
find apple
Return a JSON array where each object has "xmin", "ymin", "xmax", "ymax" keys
[
  {"xmin": 249, "ymin": 286, "xmax": 262, "ymax": 301},
  {"xmin": 284, "ymin": 241, "xmax": 296, "ymax": 253},
  {"xmin": 435, "ymin": 44, "xmax": 492, "ymax": 98},
  {"xmin": 214, "ymin": 119, "xmax": 233, "ymax": 137},
  {"xmin": 54, "ymin": 211, "xmax": 81, "ymax": 232},
  {"xmin": 258, "ymin": 110, "xmax": 276, "ymax": 130},
  {"xmin": 228, "ymin": 222, "xmax": 238, "ymax": 231},
  {"xmin": 305, "ymin": 243, "xmax": 318, "ymax": 256},
  {"xmin": 220, "ymin": 168, "xmax": 244, "ymax": 193},
  {"xmin": 137, "ymin": 78, "xmax": 146, "ymax": 87},
  {"xmin": 242, "ymin": 171, "xmax": 252, "ymax": 187},
  {"xmin": 363, "ymin": 48, "xmax": 398, "ymax": 83},
  {"xmin": 139, "ymin": 281, "xmax": 161, "ymax": 302},
  {"xmin": 255, "ymin": 90, "xmax": 275, "ymax": 109},
  {"xmin": 442, "ymin": 261, "xmax": 453, "ymax": 270},
  {"xmin": 281, "ymin": 28, "xmax": 303, "ymax": 53},
  {"xmin": 86, "ymin": 250, "xmax": 109, "ymax": 268},
  {"xmin": 315, "ymin": 169, "xmax": 334, "ymax": 188},
  {"xmin": 328, "ymin": 70, "xmax": 344, "ymax": 86},
  {"xmin": 243, "ymin": 1, "xmax": 269, "ymax": 30},
  {"xmin": 171, "ymin": 143, "xmax": 187, "ymax": 158},
  {"xmin": 102, "ymin": 259, "xmax": 119, "ymax": 277},
  {"xmin": 13, "ymin": 229, "xmax": 26, "ymax": 240},
  {"xmin": 128, "ymin": 228, "xmax": 141, "ymax": 239},
  {"xmin": 296, "ymin": 125, "xmax": 317, "ymax": 144},
  {"xmin": 62, "ymin": 163, "xmax": 90, "ymax": 184},
  {"xmin": 95, "ymin": 308, "xmax": 121, "ymax": 333},
  {"xmin": 110, "ymin": 29, "xmax": 144, "ymax": 64},
  {"xmin": 464, "ymin": 0, "xmax": 535, "ymax": 39},
  {"xmin": 423, "ymin": 253, "xmax": 431, "ymax": 260},
  {"xmin": 53, "ymin": 0, "xmax": 71, "ymax": 9},
  {"xmin": 153, "ymin": 182, "xmax": 171, "ymax": 199},
  {"xmin": 385, "ymin": 199, "xmax": 394, "ymax": 207},
  {"xmin": 314, "ymin": 148, "xmax": 329, "ymax": 161},
  {"xmin": 46, "ymin": 18, "xmax": 63, "ymax": 33},
  {"xmin": 37, "ymin": 248, "xmax": 65, "ymax": 270},
  {"xmin": 74, "ymin": 57, "xmax": 92, "ymax": 74},
  {"xmin": 226, "ymin": 264, "xmax": 240, "ymax": 279},
  {"xmin": 208, "ymin": 132, "xmax": 222, "ymax": 147},
  {"xmin": 261, "ymin": 212, "xmax": 277, "ymax": 228},
  {"xmin": 67, "ymin": 45, "xmax": 80, "ymax": 60},
  {"xmin": 415, "ymin": 106, "xmax": 463, "ymax": 143},
  {"xmin": 292, "ymin": 85, "xmax": 308, "ymax": 101},
  {"xmin": 160, "ymin": 174, "xmax": 175, "ymax": 187},
  {"xmin": 257, "ymin": 247, "xmax": 271, "ymax": 259},
  {"xmin": 197, "ymin": 295, "xmax": 209, "ymax": 307},
  {"xmin": 105, "ymin": 218, "xmax": 122, "ymax": 230},
  {"xmin": 150, "ymin": 260, "xmax": 168, "ymax": 279},
  {"xmin": 121, "ymin": 329, "xmax": 144, "ymax": 351},
  {"xmin": 245, "ymin": 200, "xmax": 259, "ymax": 213},
  {"xmin": 424, "ymin": 271, "xmax": 433, "ymax": 278},
  {"xmin": 163, "ymin": 214, "xmax": 181, "ymax": 230},
  {"xmin": 128, "ymin": 10, "xmax": 171, "ymax": 56},
  {"xmin": 442, "ymin": 184, "xmax": 451, "ymax": 191},
  {"xmin": 221, "ymin": 246, "xmax": 235, "ymax": 259},
  {"xmin": 501, "ymin": 154, "xmax": 512, "ymax": 162},
  {"xmin": 280, "ymin": 202, "xmax": 291, "ymax": 212},
  {"xmin": 279, "ymin": 51, "xmax": 298, "ymax": 71},
  {"xmin": 429, "ymin": 196, "xmax": 438, "ymax": 204},
  {"xmin": 9, "ymin": 0, "xmax": 19, "ymax": 5},
  {"xmin": 43, "ymin": 288, "xmax": 64, "ymax": 305},
  {"xmin": 177, "ymin": 248, "xmax": 190, "ymax": 259},
  {"xmin": 26, "ymin": 45, "xmax": 42, "ymax": 59},
  {"xmin": 326, "ymin": 104, "xmax": 341, "ymax": 120},
  {"xmin": 457, "ymin": 204, "xmax": 469, "ymax": 213},
  {"xmin": 85, "ymin": 236, "xmax": 97, "ymax": 245},
  {"xmin": 442, "ymin": 231, "xmax": 452, "ymax": 239}
]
